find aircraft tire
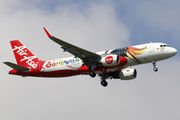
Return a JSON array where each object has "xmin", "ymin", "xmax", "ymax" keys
[
  {"xmin": 101, "ymin": 80, "xmax": 108, "ymax": 87},
  {"xmin": 89, "ymin": 71, "xmax": 96, "ymax": 78},
  {"xmin": 153, "ymin": 67, "xmax": 158, "ymax": 72}
]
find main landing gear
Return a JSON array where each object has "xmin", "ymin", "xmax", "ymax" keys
[
  {"xmin": 101, "ymin": 80, "xmax": 108, "ymax": 87},
  {"xmin": 89, "ymin": 62, "xmax": 97, "ymax": 78},
  {"xmin": 89, "ymin": 61, "xmax": 108, "ymax": 87},
  {"xmin": 152, "ymin": 61, "xmax": 158, "ymax": 72},
  {"xmin": 89, "ymin": 71, "xmax": 96, "ymax": 78},
  {"xmin": 89, "ymin": 72, "xmax": 108, "ymax": 87},
  {"xmin": 99, "ymin": 73, "xmax": 110, "ymax": 87},
  {"xmin": 89, "ymin": 71, "xmax": 108, "ymax": 87}
]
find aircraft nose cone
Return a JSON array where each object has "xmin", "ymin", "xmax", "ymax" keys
[{"xmin": 170, "ymin": 48, "xmax": 177, "ymax": 56}]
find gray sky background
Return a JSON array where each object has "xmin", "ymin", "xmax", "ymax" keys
[{"xmin": 0, "ymin": 0, "xmax": 180, "ymax": 120}]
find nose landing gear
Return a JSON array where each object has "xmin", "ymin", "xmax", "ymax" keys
[
  {"xmin": 152, "ymin": 61, "xmax": 158, "ymax": 72},
  {"xmin": 153, "ymin": 67, "xmax": 158, "ymax": 72}
]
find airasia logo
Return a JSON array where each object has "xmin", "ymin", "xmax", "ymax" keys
[
  {"xmin": 105, "ymin": 56, "xmax": 114, "ymax": 64},
  {"xmin": 13, "ymin": 46, "xmax": 38, "ymax": 69}
]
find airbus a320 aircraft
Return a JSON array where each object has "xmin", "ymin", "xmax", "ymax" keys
[{"xmin": 4, "ymin": 28, "xmax": 177, "ymax": 87}]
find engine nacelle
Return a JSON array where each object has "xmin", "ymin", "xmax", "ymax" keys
[
  {"xmin": 119, "ymin": 68, "xmax": 137, "ymax": 80},
  {"xmin": 100, "ymin": 55, "xmax": 119, "ymax": 67}
]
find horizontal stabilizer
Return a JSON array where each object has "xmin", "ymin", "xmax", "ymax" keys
[{"xmin": 3, "ymin": 62, "xmax": 30, "ymax": 72}]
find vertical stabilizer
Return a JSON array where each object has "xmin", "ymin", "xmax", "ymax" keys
[{"xmin": 10, "ymin": 40, "xmax": 41, "ymax": 70}]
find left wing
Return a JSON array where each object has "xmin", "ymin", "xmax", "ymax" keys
[{"xmin": 43, "ymin": 28, "xmax": 101, "ymax": 68}]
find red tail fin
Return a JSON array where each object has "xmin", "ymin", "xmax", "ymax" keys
[{"xmin": 10, "ymin": 40, "xmax": 41, "ymax": 70}]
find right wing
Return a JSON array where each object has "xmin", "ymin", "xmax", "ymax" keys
[{"xmin": 43, "ymin": 28, "xmax": 101, "ymax": 68}]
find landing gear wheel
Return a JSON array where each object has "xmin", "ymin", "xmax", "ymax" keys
[
  {"xmin": 153, "ymin": 67, "xmax": 158, "ymax": 72},
  {"xmin": 89, "ymin": 71, "xmax": 96, "ymax": 78},
  {"xmin": 152, "ymin": 61, "xmax": 158, "ymax": 72},
  {"xmin": 101, "ymin": 80, "xmax": 108, "ymax": 87}
]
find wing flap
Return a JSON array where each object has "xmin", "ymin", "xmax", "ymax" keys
[{"xmin": 3, "ymin": 62, "xmax": 30, "ymax": 72}]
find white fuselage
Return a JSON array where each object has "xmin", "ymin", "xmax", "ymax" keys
[{"xmin": 40, "ymin": 42, "xmax": 177, "ymax": 75}]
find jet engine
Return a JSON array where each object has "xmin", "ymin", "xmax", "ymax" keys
[
  {"xmin": 100, "ymin": 55, "xmax": 119, "ymax": 67},
  {"xmin": 119, "ymin": 68, "xmax": 137, "ymax": 80}
]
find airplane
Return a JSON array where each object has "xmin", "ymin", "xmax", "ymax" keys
[{"xmin": 4, "ymin": 28, "xmax": 177, "ymax": 87}]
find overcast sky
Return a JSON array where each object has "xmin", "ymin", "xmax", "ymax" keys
[{"xmin": 0, "ymin": 0, "xmax": 180, "ymax": 120}]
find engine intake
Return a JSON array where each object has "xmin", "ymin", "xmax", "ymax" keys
[{"xmin": 119, "ymin": 68, "xmax": 137, "ymax": 80}]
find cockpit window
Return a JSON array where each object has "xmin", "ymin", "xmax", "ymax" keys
[
  {"xmin": 111, "ymin": 48, "xmax": 127, "ymax": 56},
  {"xmin": 160, "ymin": 45, "xmax": 169, "ymax": 47}
]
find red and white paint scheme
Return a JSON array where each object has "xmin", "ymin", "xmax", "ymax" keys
[{"xmin": 4, "ymin": 28, "xmax": 177, "ymax": 87}]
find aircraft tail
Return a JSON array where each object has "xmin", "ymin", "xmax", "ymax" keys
[{"xmin": 9, "ymin": 40, "xmax": 42, "ymax": 70}]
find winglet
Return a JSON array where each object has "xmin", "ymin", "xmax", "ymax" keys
[{"xmin": 43, "ymin": 27, "xmax": 52, "ymax": 37}]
